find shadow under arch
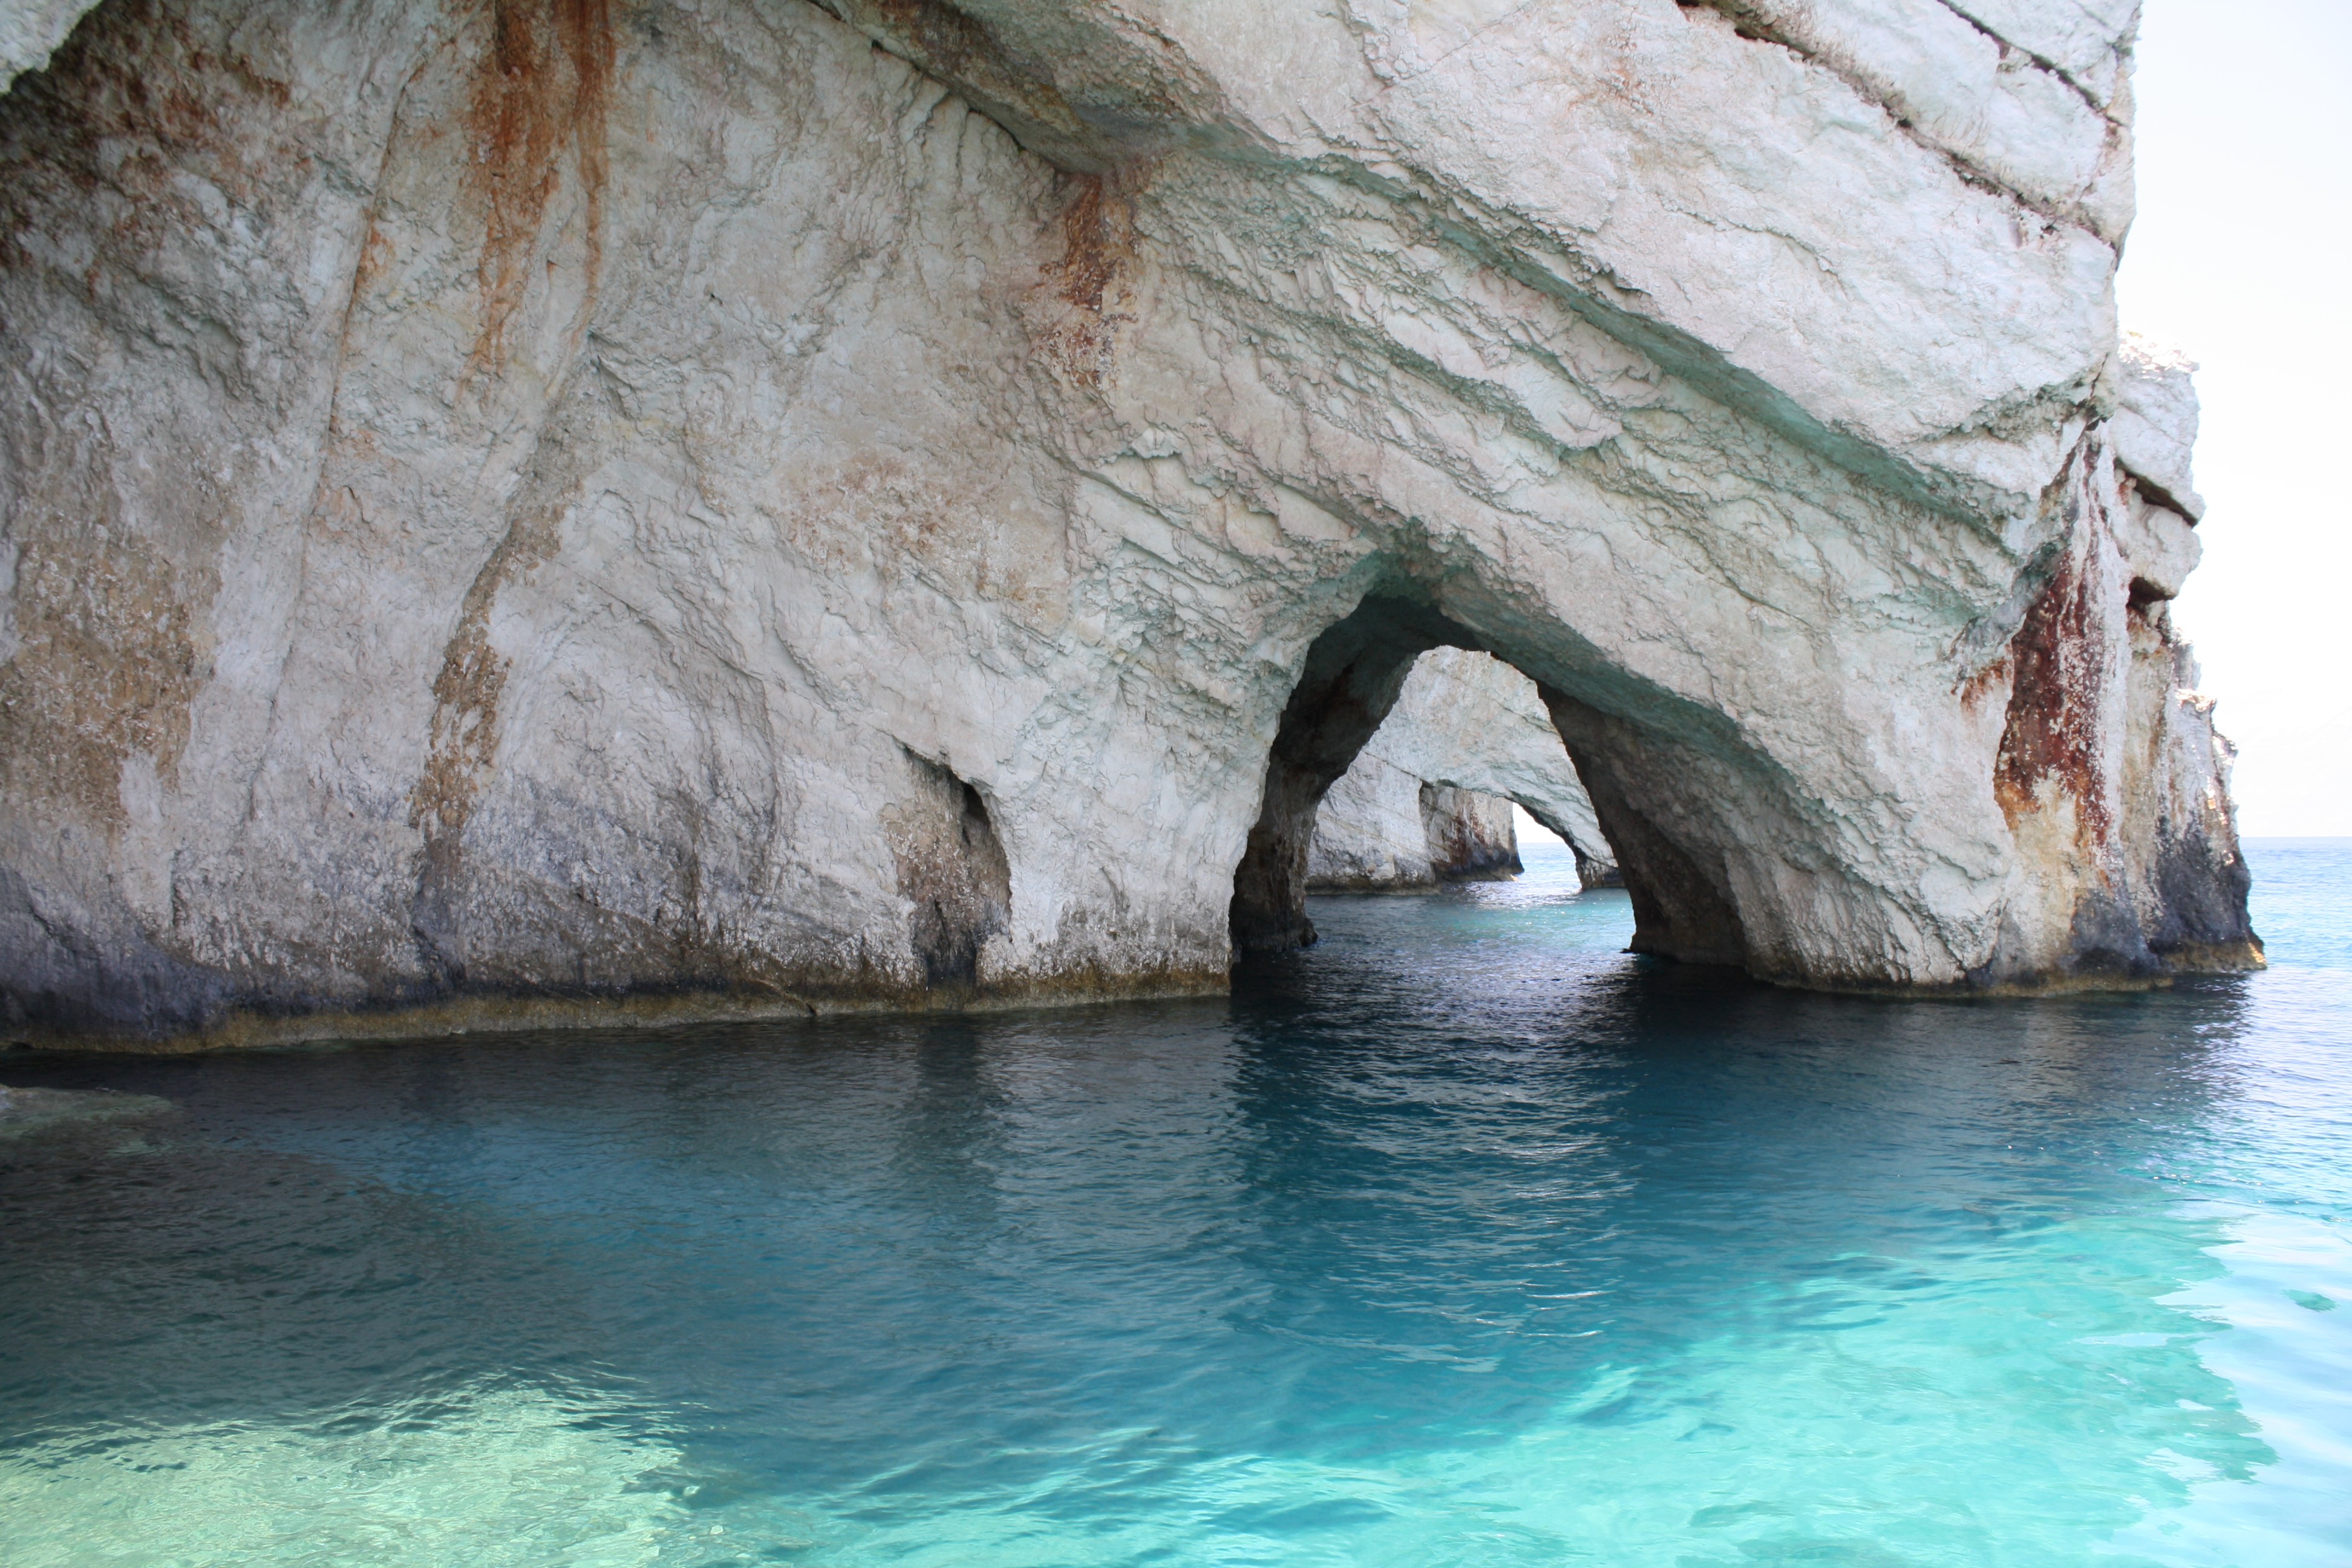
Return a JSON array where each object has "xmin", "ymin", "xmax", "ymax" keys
[{"xmin": 1228, "ymin": 586, "xmax": 1749, "ymax": 970}]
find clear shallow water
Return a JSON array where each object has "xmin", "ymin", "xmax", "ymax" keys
[{"xmin": 2, "ymin": 843, "xmax": 2347, "ymax": 1567}]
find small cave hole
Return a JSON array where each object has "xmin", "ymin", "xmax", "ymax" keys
[{"xmin": 889, "ymin": 754, "xmax": 1012, "ymax": 990}]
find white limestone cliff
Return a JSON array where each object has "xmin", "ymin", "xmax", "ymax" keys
[
  {"xmin": 1309, "ymin": 771, "xmax": 1522, "ymax": 893},
  {"xmin": 0, "ymin": 0, "xmax": 80, "ymax": 88},
  {"xmin": 2110, "ymin": 333, "xmax": 2207, "ymax": 523},
  {"xmin": 0, "ymin": 0, "xmax": 2258, "ymax": 1047},
  {"xmin": 1310, "ymin": 649, "xmax": 1618, "ymax": 891}
]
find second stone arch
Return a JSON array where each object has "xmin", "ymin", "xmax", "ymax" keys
[{"xmin": 1310, "ymin": 648, "xmax": 1622, "ymax": 895}]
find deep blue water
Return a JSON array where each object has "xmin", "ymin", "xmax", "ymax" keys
[{"xmin": 1, "ymin": 841, "xmax": 2347, "ymax": 1566}]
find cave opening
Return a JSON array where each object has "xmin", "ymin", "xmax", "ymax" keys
[
  {"xmin": 1508, "ymin": 795, "xmax": 1625, "ymax": 892},
  {"xmin": 1227, "ymin": 591, "xmax": 1749, "ymax": 970},
  {"xmin": 889, "ymin": 753, "xmax": 1013, "ymax": 990}
]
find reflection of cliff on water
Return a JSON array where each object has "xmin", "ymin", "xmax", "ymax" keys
[
  {"xmin": 0, "ymin": 902, "xmax": 2302, "ymax": 1560},
  {"xmin": 1220, "ymin": 902, "xmax": 2280, "ymax": 1528}
]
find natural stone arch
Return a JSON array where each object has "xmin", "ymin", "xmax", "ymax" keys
[
  {"xmin": 1308, "ymin": 648, "xmax": 1620, "ymax": 893},
  {"xmin": 1227, "ymin": 582, "xmax": 1788, "ymax": 976},
  {"xmin": 1229, "ymin": 594, "xmax": 1479, "ymax": 953},
  {"xmin": 0, "ymin": 0, "xmax": 2258, "ymax": 1048}
]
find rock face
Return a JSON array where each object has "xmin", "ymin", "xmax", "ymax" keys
[
  {"xmin": 2109, "ymin": 334, "xmax": 2207, "ymax": 523},
  {"xmin": 1310, "ymin": 771, "xmax": 1523, "ymax": 892},
  {"xmin": 1310, "ymin": 772, "xmax": 1521, "ymax": 892},
  {"xmin": 0, "ymin": 0, "xmax": 2258, "ymax": 1047},
  {"xmin": 1419, "ymin": 789, "xmax": 1522, "ymax": 884},
  {"xmin": 1310, "ymin": 649, "xmax": 1617, "ymax": 892},
  {"xmin": 0, "ymin": 0, "xmax": 79, "ymax": 88}
]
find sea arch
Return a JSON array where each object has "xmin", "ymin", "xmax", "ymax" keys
[{"xmin": 0, "ymin": 0, "xmax": 2258, "ymax": 1048}]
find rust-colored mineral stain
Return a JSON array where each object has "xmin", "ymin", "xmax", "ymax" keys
[
  {"xmin": 408, "ymin": 506, "xmax": 565, "ymax": 852},
  {"xmin": 0, "ymin": 0, "xmax": 296, "ymax": 277},
  {"xmin": 1993, "ymin": 546, "xmax": 2111, "ymax": 839},
  {"xmin": 0, "ymin": 527, "xmax": 211, "ymax": 825},
  {"xmin": 1956, "ymin": 655, "xmax": 2011, "ymax": 715},
  {"xmin": 1044, "ymin": 174, "xmax": 1138, "ymax": 385},
  {"xmin": 416, "ymin": 0, "xmax": 614, "ymax": 846},
  {"xmin": 462, "ymin": 0, "xmax": 612, "ymax": 384},
  {"xmin": 872, "ymin": 0, "xmax": 988, "ymax": 78},
  {"xmin": 1057, "ymin": 175, "xmax": 1128, "ymax": 314}
]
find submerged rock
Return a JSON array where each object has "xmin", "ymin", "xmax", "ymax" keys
[
  {"xmin": 0, "ymin": 0, "xmax": 2258, "ymax": 1047},
  {"xmin": 0, "ymin": 1083, "xmax": 172, "ymax": 1138}
]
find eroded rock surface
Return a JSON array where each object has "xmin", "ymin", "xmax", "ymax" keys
[
  {"xmin": 1311, "ymin": 776, "xmax": 1524, "ymax": 891},
  {"xmin": 0, "ymin": 0, "xmax": 2258, "ymax": 1047},
  {"xmin": 1310, "ymin": 648, "xmax": 1617, "ymax": 891},
  {"xmin": 1420, "ymin": 788, "xmax": 1521, "ymax": 884}
]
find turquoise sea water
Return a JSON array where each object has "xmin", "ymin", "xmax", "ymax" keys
[{"xmin": 2, "ymin": 841, "xmax": 2348, "ymax": 1567}]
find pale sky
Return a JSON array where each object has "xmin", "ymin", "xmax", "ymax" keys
[{"xmin": 2119, "ymin": 0, "xmax": 2352, "ymax": 836}]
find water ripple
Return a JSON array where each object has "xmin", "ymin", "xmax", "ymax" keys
[{"xmin": 1, "ymin": 840, "xmax": 2346, "ymax": 1564}]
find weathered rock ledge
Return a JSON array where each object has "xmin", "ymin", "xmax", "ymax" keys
[{"xmin": 0, "ymin": 0, "xmax": 2258, "ymax": 1048}]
